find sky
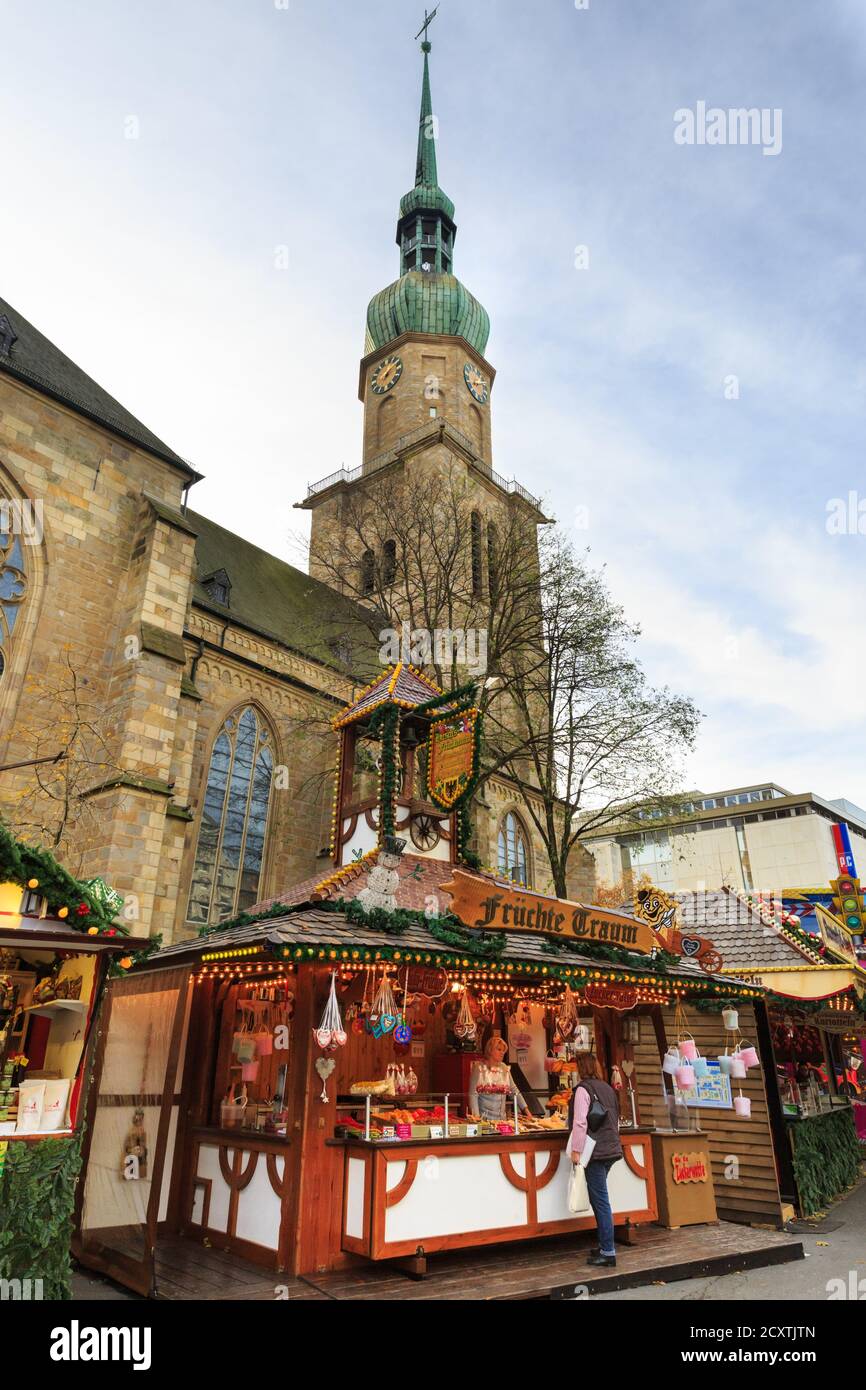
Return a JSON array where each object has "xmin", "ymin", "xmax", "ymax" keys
[{"xmin": 2, "ymin": 0, "xmax": 865, "ymax": 808}]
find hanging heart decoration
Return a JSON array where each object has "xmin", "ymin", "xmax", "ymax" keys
[
  {"xmin": 680, "ymin": 937, "xmax": 702, "ymax": 958},
  {"xmin": 394, "ymin": 1021, "xmax": 412, "ymax": 1045},
  {"xmin": 315, "ymin": 1056, "xmax": 336, "ymax": 1103}
]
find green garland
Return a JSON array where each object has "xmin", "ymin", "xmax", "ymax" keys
[
  {"xmin": 788, "ymin": 1109, "xmax": 863, "ymax": 1216},
  {"xmin": 0, "ymin": 1133, "xmax": 83, "ymax": 1299},
  {"xmin": 695, "ymin": 996, "xmax": 752, "ymax": 1014},
  {"xmin": 425, "ymin": 914, "xmax": 507, "ymax": 958},
  {"xmin": 547, "ymin": 934, "xmax": 681, "ymax": 973},
  {"xmin": 366, "ymin": 705, "xmax": 400, "ymax": 841},
  {"xmin": 412, "ymin": 681, "xmax": 479, "ymax": 717},
  {"xmin": 0, "ymin": 821, "xmax": 127, "ymax": 937}
]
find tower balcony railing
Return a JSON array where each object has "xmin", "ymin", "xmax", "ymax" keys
[{"xmin": 306, "ymin": 419, "xmax": 541, "ymax": 510}]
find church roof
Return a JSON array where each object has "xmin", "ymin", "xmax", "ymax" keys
[
  {"xmin": 0, "ymin": 294, "xmax": 197, "ymax": 477},
  {"xmin": 365, "ymin": 271, "xmax": 490, "ymax": 357},
  {"xmin": 188, "ymin": 509, "xmax": 380, "ymax": 679},
  {"xmin": 332, "ymin": 661, "xmax": 444, "ymax": 728}
]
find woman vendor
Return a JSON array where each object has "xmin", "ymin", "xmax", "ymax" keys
[{"xmin": 468, "ymin": 1033, "xmax": 528, "ymax": 1122}]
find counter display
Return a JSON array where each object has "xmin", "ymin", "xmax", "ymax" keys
[{"xmin": 340, "ymin": 1129, "xmax": 656, "ymax": 1262}]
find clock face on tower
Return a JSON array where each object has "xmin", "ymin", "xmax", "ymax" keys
[
  {"xmin": 371, "ymin": 355, "xmax": 404, "ymax": 394},
  {"xmin": 463, "ymin": 362, "xmax": 489, "ymax": 404}
]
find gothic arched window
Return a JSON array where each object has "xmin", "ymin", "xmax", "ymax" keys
[
  {"xmin": 186, "ymin": 706, "xmax": 275, "ymax": 925},
  {"xmin": 0, "ymin": 508, "xmax": 29, "ymax": 684},
  {"xmin": 382, "ymin": 538, "xmax": 397, "ymax": 586},
  {"xmin": 498, "ymin": 811, "xmax": 530, "ymax": 886},
  {"xmin": 470, "ymin": 511, "xmax": 483, "ymax": 597},
  {"xmin": 361, "ymin": 549, "xmax": 375, "ymax": 596}
]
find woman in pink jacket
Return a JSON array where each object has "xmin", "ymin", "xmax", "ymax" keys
[{"xmin": 567, "ymin": 1056, "xmax": 623, "ymax": 1267}]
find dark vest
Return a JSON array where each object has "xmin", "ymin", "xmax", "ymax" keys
[{"xmin": 573, "ymin": 1079, "xmax": 623, "ymax": 1162}]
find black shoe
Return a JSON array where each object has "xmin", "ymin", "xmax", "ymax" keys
[{"xmin": 587, "ymin": 1253, "xmax": 616, "ymax": 1267}]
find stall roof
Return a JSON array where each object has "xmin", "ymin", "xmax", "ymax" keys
[
  {"xmin": 146, "ymin": 896, "xmax": 734, "ymax": 991},
  {"xmin": 674, "ymin": 887, "xmax": 826, "ymax": 971}
]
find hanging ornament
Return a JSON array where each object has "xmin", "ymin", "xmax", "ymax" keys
[
  {"xmin": 315, "ymin": 1056, "xmax": 336, "ymax": 1103},
  {"xmin": 370, "ymin": 970, "xmax": 398, "ymax": 1038},
  {"xmin": 453, "ymin": 988, "xmax": 477, "ymax": 1041},
  {"xmin": 313, "ymin": 972, "xmax": 347, "ymax": 1050},
  {"xmin": 556, "ymin": 985, "xmax": 578, "ymax": 1040},
  {"xmin": 393, "ymin": 976, "xmax": 412, "ymax": 1045}
]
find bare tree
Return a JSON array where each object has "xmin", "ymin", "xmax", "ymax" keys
[
  {"xmin": 488, "ymin": 529, "xmax": 701, "ymax": 898},
  {"xmin": 1, "ymin": 647, "xmax": 123, "ymax": 867}
]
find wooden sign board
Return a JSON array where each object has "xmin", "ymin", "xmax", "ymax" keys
[
  {"xmin": 427, "ymin": 711, "xmax": 479, "ymax": 810},
  {"xmin": 440, "ymin": 869, "xmax": 660, "ymax": 954},
  {"xmin": 671, "ymin": 1151, "xmax": 709, "ymax": 1184}
]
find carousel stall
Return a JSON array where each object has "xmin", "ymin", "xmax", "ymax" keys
[{"xmin": 0, "ymin": 825, "xmax": 134, "ymax": 1297}]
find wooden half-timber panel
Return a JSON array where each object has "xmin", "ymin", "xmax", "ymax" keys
[{"xmin": 660, "ymin": 1004, "xmax": 783, "ymax": 1225}]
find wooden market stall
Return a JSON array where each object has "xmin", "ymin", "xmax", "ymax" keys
[
  {"xmin": 675, "ymin": 885, "xmax": 866, "ymax": 1217},
  {"xmin": 73, "ymin": 668, "xmax": 788, "ymax": 1292},
  {"xmin": 0, "ymin": 827, "xmax": 136, "ymax": 1297}
]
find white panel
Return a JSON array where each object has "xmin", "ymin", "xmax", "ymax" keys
[
  {"xmin": 386, "ymin": 1160, "xmax": 408, "ymax": 1192},
  {"xmin": 536, "ymin": 1148, "xmax": 649, "ymax": 1226},
  {"xmin": 196, "ymin": 1143, "xmax": 230, "ymax": 1233},
  {"xmin": 384, "ymin": 1153, "xmax": 526, "ymax": 1244},
  {"xmin": 345, "ymin": 1157, "xmax": 367, "ymax": 1239},
  {"xmin": 234, "ymin": 1154, "xmax": 282, "ymax": 1250},
  {"xmin": 190, "ymin": 1184, "xmax": 205, "ymax": 1227},
  {"xmin": 341, "ymin": 818, "xmax": 378, "ymax": 862},
  {"xmin": 157, "ymin": 1106, "xmax": 179, "ymax": 1222}
]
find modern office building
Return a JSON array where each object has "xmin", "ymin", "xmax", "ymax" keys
[{"xmin": 584, "ymin": 784, "xmax": 866, "ymax": 897}]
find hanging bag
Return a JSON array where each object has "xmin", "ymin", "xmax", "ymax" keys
[
  {"xmin": 567, "ymin": 1160, "xmax": 592, "ymax": 1215},
  {"xmin": 584, "ymin": 1082, "xmax": 608, "ymax": 1134}
]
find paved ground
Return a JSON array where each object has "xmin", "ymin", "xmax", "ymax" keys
[
  {"xmin": 72, "ymin": 1176, "xmax": 866, "ymax": 1302},
  {"xmin": 592, "ymin": 1177, "xmax": 866, "ymax": 1302}
]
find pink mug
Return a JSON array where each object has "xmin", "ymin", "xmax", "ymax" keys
[
  {"xmin": 738, "ymin": 1045, "xmax": 759, "ymax": 1069},
  {"xmin": 241, "ymin": 1060, "xmax": 259, "ymax": 1081},
  {"xmin": 679, "ymin": 1039, "xmax": 697, "ymax": 1061},
  {"xmin": 734, "ymin": 1094, "xmax": 751, "ymax": 1118},
  {"xmin": 676, "ymin": 1064, "xmax": 696, "ymax": 1089},
  {"xmin": 729, "ymin": 1057, "xmax": 746, "ymax": 1078}
]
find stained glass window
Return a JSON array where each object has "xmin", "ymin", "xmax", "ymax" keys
[
  {"xmin": 498, "ymin": 812, "xmax": 530, "ymax": 886},
  {"xmin": 0, "ymin": 519, "xmax": 28, "ymax": 682},
  {"xmin": 186, "ymin": 706, "xmax": 274, "ymax": 925}
]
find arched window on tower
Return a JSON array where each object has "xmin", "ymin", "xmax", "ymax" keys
[
  {"xmin": 377, "ymin": 395, "xmax": 396, "ymax": 448},
  {"xmin": 498, "ymin": 811, "xmax": 531, "ymax": 887},
  {"xmin": 361, "ymin": 549, "xmax": 375, "ymax": 596},
  {"xmin": 470, "ymin": 511, "xmax": 483, "ymax": 597},
  {"xmin": 467, "ymin": 403, "xmax": 482, "ymax": 455},
  {"xmin": 382, "ymin": 539, "xmax": 397, "ymax": 587},
  {"xmin": 487, "ymin": 523, "xmax": 498, "ymax": 599},
  {"xmin": 186, "ymin": 706, "xmax": 275, "ymax": 925},
  {"xmin": 0, "ymin": 500, "xmax": 29, "ymax": 685}
]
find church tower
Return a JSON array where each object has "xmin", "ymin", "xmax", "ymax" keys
[{"xmin": 300, "ymin": 24, "xmax": 545, "ymax": 593}]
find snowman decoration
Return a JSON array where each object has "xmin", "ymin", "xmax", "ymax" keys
[{"xmin": 357, "ymin": 836, "xmax": 406, "ymax": 913}]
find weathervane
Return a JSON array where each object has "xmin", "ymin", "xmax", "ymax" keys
[{"xmin": 414, "ymin": 5, "xmax": 439, "ymax": 48}]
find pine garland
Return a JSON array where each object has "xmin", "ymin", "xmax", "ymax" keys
[
  {"xmin": 0, "ymin": 1133, "xmax": 83, "ymax": 1299},
  {"xmin": 789, "ymin": 1109, "xmax": 863, "ymax": 1216},
  {"xmin": 0, "ymin": 820, "xmax": 127, "ymax": 937}
]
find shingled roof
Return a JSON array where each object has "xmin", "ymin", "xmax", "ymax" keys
[
  {"xmin": 0, "ymin": 294, "xmax": 197, "ymax": 476},
  {"xmin": 188, "ymin": 509, "xmax": 381, "ymax": 678},
  {"xmin": 675, "ymin": 887, "xmax": 826, "ymax": 971}
]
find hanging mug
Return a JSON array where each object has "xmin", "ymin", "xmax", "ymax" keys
[
  {"xmin": 717, "ymin": 1053, "xmax": 733, "ymax": 1076},
  {"xmin": 662, "ymin": 1047, "xmax": 681, "ymax": 1075},
  {"xmin": 738, "ymin": 1043, "xmax": 759, "ymax": 1069},
  {"xmin": 722, "ymin": 1007, "xmax": 739, "ymax": 1032},
  {"xmin": 729, "ymin": 1057, "xmax": 747, "ymax": 1079},
  {"xmin": 679, "ymin": 1037, "xmax": 697, "ymax": 1061},
  {"xmin": 241, "ymin": 1060, "xmax": 259, "ymax": 1082},
  {"xmin": 675, "ymin": 1064, "xmax": 696, "ymax": 1089},
  {"xmin": 255, "ymin": 1031, "xmax": 273, "ymax": 1057},
  {"xmin": 692, "ymin": 1056, "xmax": 709, "ymax": 1079},
  {"xmin": 734, "ymin": 1093, "xmax": 751, "ymax": 1118}
]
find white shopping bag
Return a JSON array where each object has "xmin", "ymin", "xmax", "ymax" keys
[
  {"xmin": 579, "ymin": 1135, "xmax": 596, "ymax": 1168},
  {"xmin": 568, "ymin": 1161, "xmax": 592, "ymax": 1215}
]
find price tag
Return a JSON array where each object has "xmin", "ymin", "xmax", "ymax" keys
[
  {"xmin": 465, "ymin": 1123, "xmax": 478, "ymax": 1137},
  {"xmin": 429, "ymin": 1125, "xmax": 443, "ymax": 1139}
]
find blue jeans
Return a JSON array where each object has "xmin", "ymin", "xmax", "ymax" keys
[{"xmin": 584, "ymin": 1158, "xmax": 617, "ymax": 1257}]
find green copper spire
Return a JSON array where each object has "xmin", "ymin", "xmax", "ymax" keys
[
  {"xmin": 364, "ymin": 19, "xmax": 490, "ymax": 358},
  {"xmin": 415, "ymin": 45, "xmax": 438, "ymax": 189}
]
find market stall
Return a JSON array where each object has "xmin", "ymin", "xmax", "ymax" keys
[
  {"xmin": 0, "ymin": 825, "xmax": 135, "ymax": 1297},
  {"xmin": 688, "ymin": 885, "xmax": 866, "ymax": 1216},
  {"xmin": 74, "ymin": 669, "xmax": 780, "ymax": 1290}
]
